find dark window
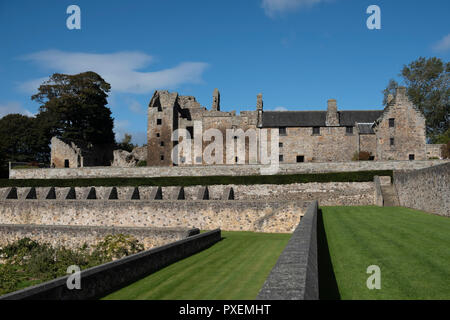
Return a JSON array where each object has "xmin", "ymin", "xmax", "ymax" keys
[
  {"xmin": 157, "ymin": 105, "xmax": 162, "ymax": 112},
  {"xmin": 157, "ymin": 119, "xmax": 162, "ymax": 125},
  {"xmin": 313, "ymin": 127, "xmax": 320, "ymax": 135},
  {"xmin": 279, "ymin": 142, "xmax": 283, "ymax": 148},
  {"xmin": 160, "ymin": 155, "xmax": 164, "ymax": 161},
  {"xmin": 160, "ymin": 141, "xmax": 164, "ymax": 146},
  {"xmin": 235, "ymin": 157, "xmax": 238, "ymax": 163},
  {"xmin": 279, "ymin": 155, "xmax": 284, "ymax": 162},
  {"xmin": 369, "ymin": 156, "xmax": 375, "ymax": 161},
  {"xmin": 156, "ymin": 133, "xmax": 160, "ymax": 137},
  {"xmin": 346, "ymin": 126, "xmax": 353, "ymax": 134},
  {"xmin": 389, "ymin": 118, "xmax": 395, "ymax": 128},
  {"xmin": 279, "ymin": 127, "xmax": 287, "ymax": 136},
  {"xmin": 233, "ymin": 136, "xmax": 238, "ymax": 140},
  {"xmin": 409, "ymin": 154, "xmax": 415, "ymax": 160},
  {"xmin": 64, "ymin": 159, "xmax": 69, "ymax": 168},
  {"xmin": 390, "ymin": 138, "xmax": 395, "ymax": 146},
  {"xmin": 296, "ymin": 155, "xmax": 304, "ymax": 163},
  {"xmin": 186, "ymin": 126, "xmax": 194, "ymax": 138}
]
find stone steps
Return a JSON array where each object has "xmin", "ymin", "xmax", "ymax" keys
[{"xmin": 381, "ymin": 185, "xmax": 399, "ymax": 206}]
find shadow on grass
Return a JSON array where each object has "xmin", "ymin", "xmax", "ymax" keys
[{"xmin": 317, "ymin": 208, "xmax": 341, "ymax": 300}]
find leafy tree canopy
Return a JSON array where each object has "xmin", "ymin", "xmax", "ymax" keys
[
  {"xmin": 116, "ymin": 133, "xmax": 136, "ymax": 152},
  {"xmin": 0, "ymin": 114, "xmax": 50, "ymax": 164},
  {"xmin": 383, "ymin": 57, "xmax": 449, "ymax": 143},
  {"xmin": 32, "ymin": 72, "xmax": 115, "ymax": 146}
]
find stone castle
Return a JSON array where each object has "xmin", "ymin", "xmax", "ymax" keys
[
  {"xmin": 49, "ymin": 86, "xmax": 443, "ymax": 168},
  {"xmin": 147, "ymin": 86, "xmax": 441, "ymax": 166}
]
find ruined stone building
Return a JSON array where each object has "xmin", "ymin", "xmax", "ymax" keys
[
  {"xmin": 147, "ymin": 86, "xmax": 442, "ymax": 166},
  {"xmin": 50, "ymin": 137, "xmax": 113, "ymax": 168}
]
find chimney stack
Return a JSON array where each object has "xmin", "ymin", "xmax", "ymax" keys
[
  {"xmin": 257, "ymin": 93, "xmax": 263, "ymax": 111},
  {"xmin": 212, "ymin": 88, "xmax": 220, "ymax": 111},
  {"xmin": 326, "ymin": 99, "xmax": 339, "ymax": 126}
]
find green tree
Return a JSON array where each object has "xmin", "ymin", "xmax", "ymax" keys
[
  {"xmin": 116, "ymin": 133, "xmax": 136, "ymax": 152},
  {"xmin": 383, "ymin": 57, "xmax": 449, "ymax": 143},
  {"xmin": 32, "ymin": 72, "xmax": 115, "ymax": 146},
  {"xmin": 0, "ymin": 114, "xmax": 50, "ymax": 164}
]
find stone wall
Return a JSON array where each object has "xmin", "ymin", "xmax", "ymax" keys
[
  {"xmin": 209, "ymin": 182, "xmax": 375, "ymax": 206},
  {"xmin": 279, "ymin": 126, "xmax": 358, "ymax": 162},
  {"xmin": 426, "ymin": 144, "xmax": 444, "ymax": 159},
  {"xmin": 9, "ymin": 160, "xmax": 448, "ymax": 179},
  {"xmin": 257, "ymin": 201, "xmax": 318, "ymax": 300},
  {"xmin": 0, "ymin": 224, "xmax": 198, "ymax": 250},
  {"xmin": 394, "ymin": 162, "xmax": 450, "ymax": 217},
  {"xmin": 0, "ymin": 229, "xmax": 221, "ymax": 300},
  {"xmin": 0, "ymin": 199, "xmax": 309, "ymax": 233},
  {"xmin": 1, "ymin": 180, "xmax": 374, "ymax": 206}
]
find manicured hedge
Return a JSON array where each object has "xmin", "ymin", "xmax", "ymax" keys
[{"xmin": 0, "ymin": 170, "xmax": 393, "ymax": 187}]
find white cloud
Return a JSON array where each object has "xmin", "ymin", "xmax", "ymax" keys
[
  {"xmin": 274, "ymin": 106, "xmax": 288, "ymax": 111},
  {"xmin": 128, "ymin": 99, "xmax": 145, "ymax": 114},
  {"xmin": 262, "ymin": 0, "xmax": 325, "ymax": 17},
  {"xmin": 19, "ymin": 50, "xmax": 209, "ymax": 94},
  {"xmin": 114, "ymin": 119, "xmax": 130, "ymax": 142},
  {"xmin": 0, "ymin": 101, "xmax": 35, "ymax": 118},
  {"xmin": 432, "ymin": 34, "xmax": 450, "ymax": 52}
]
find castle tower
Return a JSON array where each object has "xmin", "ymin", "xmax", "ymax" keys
[
  {"xmin": 212, "ymin": 88, "xmax": 220, "ymax": 111},
  {"xmin": 326, "ymin": 99, "xmax": 339, "ymax": 126}
]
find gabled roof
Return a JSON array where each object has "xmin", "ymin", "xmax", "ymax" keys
[{"xmin": 261, "ymin": 110, "xmax": 383, "ymax": 127}]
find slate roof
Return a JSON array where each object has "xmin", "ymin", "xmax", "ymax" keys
[
  {"xmin": 339, "ymin": 111, "xmax": 384, "ymax": 126},
  {"xmin": 262, "ymin": 110, "xmax": 383, "ymax": 128},
  {"xmin": 262, "ymin": 111, "xmax": 326, "ymax": 127},
  {"xmin": 357, "ymin": 123, "xmax": 376, "ymax": 134}
]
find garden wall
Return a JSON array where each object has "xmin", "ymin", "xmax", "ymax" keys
[
  {"xmin": 0, "ymin": 224, "xmax": 199, "ymax": 250},
  {"xmin": 394, "ymin": 162, "xmax": 450, "ymax": 217},
  {"xmin": 257, "ymin": 201, "xmax": 318, "ymax": 300},
  {"xmin": 0, "ymin": 199, "xmax": 309, "ymax": 233},
  {"xmin": 0, "ymin": 229, "xmax": 221, "ymax": 300},
  {"xmin": 9, "ymin": 160, "xmax": 448, "ymax": 179}
]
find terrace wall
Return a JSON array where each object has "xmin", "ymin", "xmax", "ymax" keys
[
  {"xmin": 0, "ymin": 199, "xmax": 309, "ymax": 233},
  {"xmin": 394, "ymin": 162, "xmax": 450, "ymax": 217},
  {"xmin": 257, "ymin": 201, "xmax": 318, "ymax": 300},
  {"xmin": 9, "ymin": 160, "xmax": 448, "ymax": 179},
  {"xmin": 0, "ymin": 224, "xmax": 198, "ymax": 250},
  {"xmin": 0, "ymin": 229, "xmax": 221, "ymax": 300}
]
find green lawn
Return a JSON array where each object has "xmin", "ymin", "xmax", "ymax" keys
[
  {"xmin": 319, "ymin": 206, "xmax": 450, "ymax": 300},
  {"xmin": 102, "ymin": 231, "xmax": 291, "ymax": 300}
]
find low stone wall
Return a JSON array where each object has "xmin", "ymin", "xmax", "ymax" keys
[
  {"xmin": 214, "ymin": 182, "xmax": 374, "ymax": 205},
  {"xmin": 0, "ymin": 224, "xmax": 198, "ymax": 250},
  {"xmin": 0, "ymin": 229, "xmax": 221, "ymax": 300},
  {"xmin": 1, "ymin": 182, "xmax": 375, "ymax": 206},
  {"xmin": 394, "ymin": 162, "xmax": 450, "ymax": 217},
  {"xmin": 9, "ymin": 160, "xmax": 448, "ymax": 179},
  {"xmin": 257, "ymin": 201, "xmax": 318, "ymax": 300},
  {"xmin": 0, "ymin": 200, "xmax": 309, "ymax": 233}
]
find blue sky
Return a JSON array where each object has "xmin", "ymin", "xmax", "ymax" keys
[{"xmin": 0, "ymin": 0, "xmax": 449, "ymax": 145}]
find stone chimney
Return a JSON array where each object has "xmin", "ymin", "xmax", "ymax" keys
[
  {"xmin": 257, "ymin": 93, "xmax": 263, "ymax": 127},
  {"xmin": 395, "ymin": 86, "xmax": 408, "ymax": 104},
  {"xmin": 257, "ymin": 93, "xmax": 263, "ymax": 111},
  {"xmin": 326, "ymin": 99, "xmax": 339, "ymax": 126},
  {"xmin": 212, "ymin": 88, "xmax": 220, "ymax": 111}
]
